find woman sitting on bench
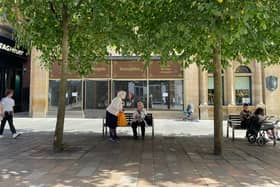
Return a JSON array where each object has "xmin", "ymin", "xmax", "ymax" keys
[{"xmin": 131, "ymin": 101, "xmax": 147, "ymax": 140}]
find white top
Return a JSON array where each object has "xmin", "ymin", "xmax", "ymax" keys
[
  {"xmin": 1, "ymin": 97, "xmax": 15, "ymax": 112},
  {"xmin": 132, "ymin": 108, "xmax": 147, "ymax": 122},
  {"xmin": 106, "ymin": 97, "xmax": 123, "ymax": 116}
]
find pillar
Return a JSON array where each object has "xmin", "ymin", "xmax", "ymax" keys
[
  {"xmin": 254, "ymin": 61, "xmax": 264, "ymax": 106},
  {"xmin": 199, "ymin": 67, "xmax": 208, "ymax": 119},
  {"xmin": 30, "ymin": 49, "xmax": 49, "ymax": 117},
  {"xmin": 183, "ymin": 64, "xmax": 199, "ymax": 117},
  {"xmin": 225, "ymin": 64, "xmax": 235, "ymax": 105}
]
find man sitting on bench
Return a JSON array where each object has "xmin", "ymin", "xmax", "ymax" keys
[
  {"xmin": 131, "ymin": 101, "xmax": 147, "ymax": 140},
  {"xmin": 240, "ymin": 103, "xmax": 252, "ymax": 129}
]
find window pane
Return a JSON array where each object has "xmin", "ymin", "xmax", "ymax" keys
[
  {"xmin": 66, "ymin": 80, "xmax": 82, "ymax": 110},
  {"xmin": 149, "ymin": 80, "xmax": 183, "ymax": 110},
  {"xmin": 113, "ymin": 81, "xmax": 147, "ymax": 108},
  {"xmin": 236, "ymin": 66, "xmax": 251, "ymax": 73},
  {"xmin": 208, "ymin": 77, "xmax": 224, "ymax": 105},
  {"xmin": 85, "ymin": 80, "xmax": 108, "ymax": 109},
  {"xmin": 48, "ymin": 80, "xmax": 82, "ymax": 111},
  {"xmin": 235, "ymin": 76, "xmax": 251, "ymax": 105},
  {"xmin": 48, "ymin": 80, "xmax": 60, "ymax": 110}
]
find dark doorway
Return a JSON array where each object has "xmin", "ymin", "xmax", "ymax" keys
[{"xmin": 0, "ymin": 35, "xmax": 30, "ymax": 113}]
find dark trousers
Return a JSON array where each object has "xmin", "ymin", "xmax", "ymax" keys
[
  {"xmin": 0, "ymin": 112, "xmax": 16, "ymax": 135},
  {"xmin": 131, "ymin": 121, "xmax": 145, "ymax": 138}
]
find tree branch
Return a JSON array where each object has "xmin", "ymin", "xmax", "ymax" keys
[{"xmin": 49, "ymin": 1, "xmax": 60, "ymax": 21}]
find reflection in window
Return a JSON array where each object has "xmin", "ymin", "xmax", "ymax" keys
[
  {"xmin": 149, "ymin": 80, "xmax": 183, "ymax": 110},
  {"xmin": 235, "ymin": 77, "xmax": 251, "ymax": 105},
  {"xmin": 49, "ymin": 80, "xmax": 60, "ymax": 110},
  {"xmin": 236, "ymin": 66, "xmax": 251, "ymax": 73},
  {"xmin": 48, "ymin": 80, "xmax": 82, "ymax": 111},
  {"xmin": 208, "ymin": 77, "xmax": 224, "ymax": 105},
  {"xmin": 85, "ymin": 80, "xmax": 108, "ymax": 109},
  {"xmin": 113, "ymin": 81, "xmax": 147, "ymax": 108}
]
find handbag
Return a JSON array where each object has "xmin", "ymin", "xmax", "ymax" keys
[{"xmin": 117, "ymin": 112, "xmax": 128, "ymax": 126}]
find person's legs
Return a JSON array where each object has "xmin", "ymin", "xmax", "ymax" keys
[
  {"xmin": 0, "ymin": 116, "xmax": 7, "ymax": 135},
  {"xmin": 140, "ymin": 121, "xmax": 145, "ymax": 139},
  {"xmin": 7, "ymin": 113, "xmax": 16, "ymax": 134},
  {"xmin": 131, "ymin": 122, "xmax": 138, "ymax": 139}
]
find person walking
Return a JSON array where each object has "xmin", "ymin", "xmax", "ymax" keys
[
  {"xmin": 106, "ymin": 90, "xmax": 126, "ymax": 142},
  {"xmin": 0, "ymin": 89, "xmax": 21, "ymax": 139}
]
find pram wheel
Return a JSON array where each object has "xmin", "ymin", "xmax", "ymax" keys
[
  {"xmin": 247, "ymin": 134, "xmax": 256, "ymax": 144},
  {"xmin": 257, "ymin": 137, "xmax": 266, "ymax": 146}
]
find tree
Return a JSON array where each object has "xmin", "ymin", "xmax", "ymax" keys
[
  {"xmin": 115, "ymin": 0, "xmax": 280, "ymax": 155},
  {"xmin": 0, "ymin": 0, "xmax": 128, "ymax": 151}
]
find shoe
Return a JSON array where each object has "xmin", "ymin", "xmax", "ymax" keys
[
  {"xmin": 0, "ymin": 135, "xmax": 3, "ymax": 139},
  {"xmin": 115, "ymin": 136, "xmax": 120, "ymax": 140},
  {"xmin": 109, "ymin": 137, "xmax": 120, "ymax": 142},
  {"xmin": 12, "ymin": 133, "xmax": 21, "ymax": 139}
]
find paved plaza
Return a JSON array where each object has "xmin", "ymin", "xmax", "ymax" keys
[{"xmin": 1, "ymin": 118, "xmax": 280, "ymax": 187}]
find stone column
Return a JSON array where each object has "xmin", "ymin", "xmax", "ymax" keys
[
  {"xmin": 199, "ymin": 67, "xmax": 208, "ymax": 119},
  {"xmin": 30, "ymin": 49, "xmax": 49, "ymax": 117},
  {"xmin": 183, "ymin": 64, "xmax": 199, "ymax": 116},
  {"xmin": 254, "ymin": 61, "xmax": 264, "ymax": 106},
  {"xmin": 226, "ymin": 65, "xmax": 235, "ymax": 105}
]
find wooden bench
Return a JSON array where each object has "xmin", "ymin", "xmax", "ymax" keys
[
  {"xmin": 227, "ymin": 114, "xmax": 243, "ymax": 140},
  {"xmin": 227, "ymin": 114, "xmax": 279, "ymax": 140},
  {"xmin": 102, "ymin": 113, "xmax": 154, "ymax": 138}
]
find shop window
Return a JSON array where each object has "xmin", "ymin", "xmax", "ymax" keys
[
  {"xmin": 149, "ymin": 80, "xmax": 183, "ymax": 110},
  {"xmin": 48, "ymin": 80, "xmax": 82, "ymax": 111},
  {"xmin": 208, "ymin": 77, "xmax": 214, "ymax": 105},
  {"xmin": 85, "ymin": 80, "xmax": 109, "ymax": 109},
  {"xmin": 113, "ymin": 81, "xmax": 147, "ymax": 108},
  {"xmin": 208, "ymin": 72, "xmax": 224, "ymax": 105},
  {"xmin": 235, "ymin": 66, "xmax": 252, "ymax": 105},
  {"xmin": 235, "ymin": 77, "xmax": 252, "ymax": 105}
]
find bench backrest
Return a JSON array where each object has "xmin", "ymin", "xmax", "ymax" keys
[
  {"xmin": 124, "ymin": 113, "xmax": 153, "ymax": 126},
  {"xmin": 228, "ymin": 114, "xmax": 241, "ymax": 121}
]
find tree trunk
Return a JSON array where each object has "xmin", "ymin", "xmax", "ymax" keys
[
  {"xmin": 213, "ymin": 40, "xmax": 223, "ymax": 155},
  {"xmin": 53, "ymin": 5, "xmax": 69, "ymax": 152}
]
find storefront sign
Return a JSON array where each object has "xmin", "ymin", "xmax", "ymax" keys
[
  {"xmin": 86, "ymin": 63, "xmax": 110, "ymax": 78},
  {"xmin": 0, "ymin": 42, "xmax": 24, "ymax": 56},
  {"xmin": 50, "ymin": 63, "xmax": 110, "ymax": 79},
  {"xmin": 113, "ymin": 61, "xmax": 146, "ymax": 79},
  {"xmin": 149, "ymin": 61, "xmax": 183, "ymax": 79}
]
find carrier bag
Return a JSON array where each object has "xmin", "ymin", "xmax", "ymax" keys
[{"xmin": 117, "ymin": 112, "xmax": 128, "ymax": 126}]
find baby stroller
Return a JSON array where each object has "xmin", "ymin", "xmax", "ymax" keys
[
  {"xmin": 246, "ymin": 115, "xmax": 275, "ymax": 146},
  {"xmin": 183, "ymin": 104, "xmax": 194, "ymax": 121}
]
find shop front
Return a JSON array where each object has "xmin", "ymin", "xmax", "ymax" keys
[
  {"xmin": 48, "ymin": 58, "xmax": 184, "ymax": 118},
  {"xmin": 0, "ymin": 24, "xmax": 30, "ymax": 113}
]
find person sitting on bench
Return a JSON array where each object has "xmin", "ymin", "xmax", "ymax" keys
[
  {"xmin": 240, "ymin": 103, "xmax": 252, "ymax": 129},
  {"xmin": 131, "ymin": 101, "xmax": 147, "ymax": 140}
]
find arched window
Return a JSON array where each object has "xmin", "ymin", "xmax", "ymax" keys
[
  {"xmin": 236, "ymin": 66, "xmax": 251, "ymax": 73},
  {"xmin": 235, "ymin": 66, "xmax": 252, "ymax": 105},
  {"xmin": 208, "ymin": 70, "xmax": 225, "ymax": 105}
]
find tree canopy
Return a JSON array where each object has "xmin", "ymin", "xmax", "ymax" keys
[
  {"xmin": 0, "ymin": 0, "xmax": 130, "ymax": 74},
  {"xmin": 115, "ymin": 0, "xmax": 280, "ymax": 68}
]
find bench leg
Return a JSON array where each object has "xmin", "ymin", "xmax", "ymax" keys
[
  {"xmin": 232, "ymin": 126, "xmax": 235, "ymax": 141},
  {"xmin": 102, "ymin": 124, "xmax": 104, "ymax": 137},
  {"xmin": 152, "ymin": 125, "xmax": 154, "ymax": 138},
  {"xmin": 226, "ymin": 123, "xmax": 229, "ymax": 138}
]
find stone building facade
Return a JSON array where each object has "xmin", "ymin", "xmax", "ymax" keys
[{"xmin": 28, "ymin": 50, "xmax": 280, "ymax": 119}]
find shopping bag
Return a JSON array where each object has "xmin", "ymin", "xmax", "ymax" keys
[{"xmin": 117, "ymin": 112, "xmax": 128, "ymax": 126}]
